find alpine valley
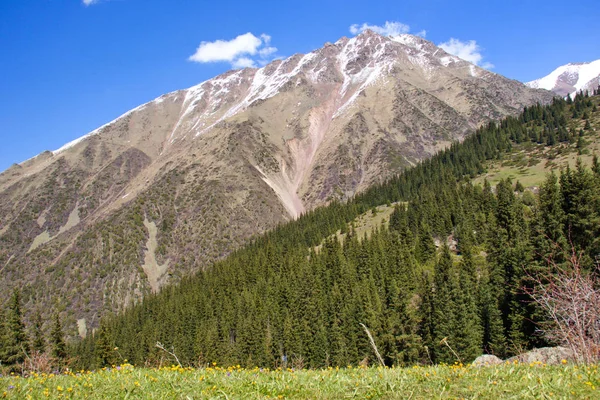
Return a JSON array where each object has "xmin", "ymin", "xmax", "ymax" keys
[{"xmin": 0, "ymin": 30, "xmax": 553, "ymax": 336}]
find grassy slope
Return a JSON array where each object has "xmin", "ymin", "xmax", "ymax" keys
[
  {"xmin": 1, "ymin": 363, "xmax": 598, "ymax": 399},
  {"xmin": 312, "ymin": 202, "xmax": 400, "ymax": 252},
  {"xmin": 474, "ymin": 97, "xmax": 600, "ymax": 188}
]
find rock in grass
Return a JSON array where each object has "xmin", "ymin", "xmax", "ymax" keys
[
  {"xmin": 506, "ymin": 346, "xmax": 574, "ymax": 365},
  {"xmin": 472, "ymin": 354, "xmax": 503, "ymax": 366}
]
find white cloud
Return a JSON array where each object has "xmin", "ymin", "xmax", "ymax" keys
[
  {"xmin": 439, "ymin": 38, "xmax": 494, "ymax": 69},
  {"xmin": 188, "ymin": 33, "xmax": 262, "ymax": 63},
  {"xmin": 231, "ymin": 57, "xmax": 256, "ymax": 69},
  {"xmin": 82, "ymin": 0, "xmax": 100, "ymax": 5},
  {"xmin": 259, "ymin": 47, "xmax": 277, "ymax": 58},
  {"xmin": 349, "ymin": 21, "xmax": 412, "ymax": 37},
  {"xmin": 260, "ymin": 34, "xmax": 272, "ymax": 44},
  {"xmin": 188, "ymin": 32, "xmax": 278, "ymax": 69}
]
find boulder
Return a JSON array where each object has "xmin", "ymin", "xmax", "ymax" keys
[
  {"xmin": 472, "ymin": 354, "xmax": 503, "ymax": 367},
  {"xmin": 506, "ymin": 346, "xmax": 574, "ymax": 365}
]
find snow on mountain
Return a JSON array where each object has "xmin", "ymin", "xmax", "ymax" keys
[
  {"xmin": 43, "ymin": 30, "xmax": 496, "ymax": 158},
  {"xmin": 1, "ymin": 29, "xmax": 554, "ymax": 326},
  {"xmin": 526, "ymin": 59, "xmax": 600, "ymax": 97}
]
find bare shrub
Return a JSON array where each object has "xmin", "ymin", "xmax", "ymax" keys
[
  {"xmin": 290, "ymin": 355, "xmax": 305, "ymax": 370},
  {"xmin": 527, "ymin": 247, "xmax": 600, "ymax": 364},
  {"xmin": 22, "ymin": 351, "xmax": 55, "ymax": 374}
]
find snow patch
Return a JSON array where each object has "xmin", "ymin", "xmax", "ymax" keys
[
  {"xmin": 53, "ymin": 102, "xmax": 149, "ymax": 155},
  {"xmin": 390, "ymin": 34, "xmax": 424, "ymax": 50},
  {"xmin": 194, "ymin": 52, "xmax": 318, "ymax": 137},
  {"xmin": 440, "ymin": 56, "xmax": 459, "ymax": 67},
  {"xmin": 469, "ymin": 65, "xmax": 478, "ymax": 77}
]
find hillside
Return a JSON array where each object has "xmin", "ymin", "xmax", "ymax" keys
[
  {"xmin": 58, "ymin": 92, "xmax": 600, "ymax": 370},
  {"xmin": 475, "ymin": 90, "xmax": 600, "ymax": 187},
  {"xmin": 0, "ymin": 30, "xmax": 553, "ymax": 333}
]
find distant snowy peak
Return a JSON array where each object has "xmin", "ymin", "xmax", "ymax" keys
[{"xmin": 526, "ymin": 59, "xmax": 600, "ymax": 97}]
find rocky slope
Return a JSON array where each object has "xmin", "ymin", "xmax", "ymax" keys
[
  {"xmin": 0, "ymin": 30, "xmax": 553, "ymax": 334},
  {"xmin": 526, "ymin": 59, "xmax": 600, "ymax": 97}
]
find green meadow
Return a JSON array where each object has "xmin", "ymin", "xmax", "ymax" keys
[{"xmin": 1, "ymin": 362, "xmax": 598, "ymax": 399}]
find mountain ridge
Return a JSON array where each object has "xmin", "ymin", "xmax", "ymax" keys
[
  {"xmin": 0, "ymin": 30, "xmax": 554, "ymax": 334},
  {"xmin": 526, "ymin": 59, "xmax": 600, "ymax": 97},
  {"xmin": 6, "ymin": 30, "xmax": 542, "ymax": 172}
]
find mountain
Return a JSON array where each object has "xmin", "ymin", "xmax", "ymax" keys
[
  {"xmin": 526, "ymin": 59, "xmax": 600, "ymax": 97},
  {"xmin": 0, "ymin": 30, "xmax": 553, "ymax": 335},
  {"xmin": 70, "ymin": 93, "xmax": 600, "ymax": 369}
]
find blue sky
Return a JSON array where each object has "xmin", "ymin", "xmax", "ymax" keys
[{"xmin": 1, "ymin": 0, "xmax": 599, "ymax": 172}]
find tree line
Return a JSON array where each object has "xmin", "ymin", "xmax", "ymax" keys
[
  {"xmin": 0, "ymin": 289, "xmax": 67, "ymax": 372},
  {"xmin": 69, "ymin": 91, "xmax": 599, "ymax": 369},
  {"xmin": 3, "ymin": 90, "xmax": 599, "ymax": 371}
]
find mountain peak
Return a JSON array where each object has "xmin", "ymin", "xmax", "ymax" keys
[
  {"xmin": 0, "ymin": 26, "xmax": 554, "ymax": 328},
  {"xmin": 526, "ymin": 59, "xmax": 600, "ymax": 97}
]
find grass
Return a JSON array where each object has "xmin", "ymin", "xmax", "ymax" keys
[
  {"xmin": 313, "ymin": 202, "xmax": 401, "ymax": 253},
  {"xmin": 1, "ymin": 362, "xmax": 599, "ymax": 399},
  {"xmin": 473, "ymin": 134, "xmax": 600, "ymax": 188},
  {"xmin": 473, "ymin": 97, "xmax": 600, "ymax": 189}
]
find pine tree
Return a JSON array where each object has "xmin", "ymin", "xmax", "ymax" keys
[
  {"xmin": 533, "ymin": 172, "xmax": 566, "ymax": 259},
  {"xmin": 546, "ymin": 131, "xmax": 556, "ymax": 146},
  {"xmin": 415, "ymin": 223, "xmax": 436, "ymax": 265},
  {"xmin": 4, "ymin": 289, "xmax": 29, "ymax": 366},
  {"xmin": 592, "ymin": 155, "xmax": 600, "ymax": 176},
  {"xmin": 431, "ymin": 246, "xmax": 459, "ymax": 363},
  {"xmin": 453, "ymin": 249, "xmax": 483, "ymax": 361},
  {"xmin": 95, "ymin": 323, "xmax": 115, "ymax": 367},
  {"xmin": 0, "ymin": 308, "xmax": 7, "ymax": 364},
  {"xmin": 479, "ymin": 273, "xmax": 507, "ymax": 357},
  {"xmin": 51, "ymin": 312, "xmax": 67, "ymax": 363},
  {"xmin": 515, "ymin": 181, "xmax": 525, "ymax": 193},
  {"xmin": 31, "ymin": 311, "xmax": 46, "ymax": 354}
]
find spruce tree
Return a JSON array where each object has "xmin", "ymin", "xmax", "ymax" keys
[
  {"xmin": 515, "ymin": 181, "xmax": 525, "ymax": 193},
  {"xmin": 95, "ymin": 323, "xmax": 115, "ymax": 367},
  {"xmin": 431, "ymin": 246, "xmax": 459, "ymax": 363},
  {"xmin": 453, "ymin": 249, "xmax": 483, "ymax": 361},
  {"xmin": 533, "ymin": 172, "xmax": 566, "ymax": 260},
  {"xmin": 51, "ymin": 312, "xmax": 67, "ymax": 363},
  {"xmin": 415, "ymin": 223, "xmax": 436, "ymax": 264},
  {"xmin": 0, "ymin": 308, "xmax": 7, "ymax": 364},
  {"xmin": 31, "ymin": 311, "xmax": 46, "ymax": 354},
  {"xmin": 4, "ymin": 289, "xmax": 29, "ymax": 366}
]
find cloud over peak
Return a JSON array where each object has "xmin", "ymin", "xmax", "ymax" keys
[
  {"xmin": 348, "ymin": 21, "xmax": 492, "ymax": 70},
  {"xmin": 188, "ymin": 32, "xmax": 278, "ymax": 69},
  {"xmin": 349, "ymin": 21, "xmax": 426, "ymax": 38},
  {"xmin": 439, "ymin": 38, "xmax": 494, "ymax": 69}
]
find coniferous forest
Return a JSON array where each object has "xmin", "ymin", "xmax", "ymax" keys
[{"xmin": 3, "ymin": 90, "xmax": 600, "ymax": 371}]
